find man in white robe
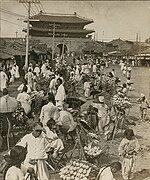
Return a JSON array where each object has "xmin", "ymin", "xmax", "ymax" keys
[
  {"xmin": 0, "ymin": 68, "xmax": 8, "ymax": 92},
  {"xmin": 40, "ymin": 93, "xmax": 59, "ymax": 127},
  {"xmin": 49, "ymin": 76, "xmax": 57, "ymax": 96},
  {"xmin": 41, "ymin": 62, "xmax": 47, "ymax": 77},
  {"xmin": 55, "ymin": 78, "xmax": 66, "ymax": 108},
  {"xmin": 14, "ymin": 63, "xmax": 20, "ymax": 79},
  {"xmin": 17, "ymin": 122, "xmax": 50, "ymax": 180},
  {"xmin": 34, "ymin": 64, "xmax": 40, "ymax": 77}
]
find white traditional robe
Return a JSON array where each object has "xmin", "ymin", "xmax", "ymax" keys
[
  {"xmin": 0, "ymin": 71, "xmax": 8, "ymax": 91},
  {"xmin": 49, "ymin": 78, "xmax": 57, "ymax": 96},
  {"xmin": 119, "ymin": 137, "xmax": 140, "ymax": 180},
  {"xmin": 41, "ymin": 64, "xmax": 46, "ymax": 76},
  {"xmin": 84, "ymin": 81, "xmax": 90, "ymax": 98},
  {"xmin": 43, "ymin": 126, "xmax": 64, "ymax": 154},
  {"xmin": 5, "ymin": 166, "xmax": 25, "ymax": 180},
  {"xmin": 93, "ymin": 65, "xmax": 97, "ymax": 73},
  {"xmin": 98, "ymin": 167, "xmax": 114, "ymax": 180},
  {"xmin": 40, "ymin": 102, "xmax": 59, "ymax": 127},
  {"xmin": 17, "ymin": 92, "xmax": 31, "ymax": 115},
  {"xmin": 17, "ymin": 133, "xmax": 50, "ymax": 180},
  {"xmin": 34, "ymin": 66, "xmax": 40, "ymax": 76},
  {"xmin": 25, "ymin": 72, "xmax": 34, "ymax": 89},
  {"xmin": 75, "ymin": 67, "xmax": 80, "ymax": 81},
  {"xmin": 15, "ymin": 65, "xmax": 20, "ymax": 78},
  {"xmin": 55, "ymin": 84, "xmax": 66, "ymax": 107}
]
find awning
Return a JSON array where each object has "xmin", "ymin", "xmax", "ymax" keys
[
  {"xmin": 0, "ymin": 52, "xmax": 13, "ymax": 59},
  {"xmin": 31, "ymin": 48, "xmax": 46, "ymax": 54},
  {"xmin": 0, "ymin": 48, "xmax": 26, "ymax": 56},
  {"xmin": 108, "ymin": 51, "xmax": 118, "ymax": 55}
]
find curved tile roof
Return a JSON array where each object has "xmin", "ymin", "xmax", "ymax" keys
[{"xmin": 30, "ymin": 13, "xmax": 93, "ymax": 24}]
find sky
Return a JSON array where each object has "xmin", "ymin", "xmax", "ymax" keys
[{"xmin": 1, "ymin": 0, "xmax": 150, "ymax": 42}]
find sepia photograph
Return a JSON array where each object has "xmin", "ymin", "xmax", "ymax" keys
[{"xmin": 0, "ymin": 0, "xmax": 150, "ymax": 179}]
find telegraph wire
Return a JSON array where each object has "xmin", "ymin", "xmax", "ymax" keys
[
  {"xmin": 0, "ymin": 8, "xmax": 26, "ymax": 17},
  {"xmin": 0, "ymin": 18, "xmax": 25, "ymax": 27},
  {"xmin": 22, "ymin": 3, "xmax": 34, "ymax": 16},
  {"xmin": 34, "ymin": 3, "xmax": 40, "ymax": 13},
  {"xmin": 37, "ymin": 3, "xmax": 43, "ymax": 12},
  {"xmin": 39, "ymin": 2, "xmax": 46, "ymax": 13},
  {"xmin": 26, "ymin": 3, "xmax": 36, "ymax": 16}
]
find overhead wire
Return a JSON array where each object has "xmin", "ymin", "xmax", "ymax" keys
[
  {"xmin": 0, "ymin": 18, "xmax": 25, "ymax": 27},
  {"xmin": 39, "ymin": 2, "xmax": 46, "ymax": 13},
  {"xmin": 0, "ymin": 8, "xmax": 26, "ymax": 17},
  {"xmin": 22, "ymin": 3, "xmax": 34, "ymax": 16},
  {"xmin": 27, "ymin": 3, "xmax": 36, "ymax": 16},
  {"xmin": 37, "ymin": 3, "xmax": 42, "ymax": 12},
  {"xmin": 34, "ymin": 3, "xmax": 41, "ymax": 13}
]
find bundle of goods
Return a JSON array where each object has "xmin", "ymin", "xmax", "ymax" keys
[
  {"xmin": 12, "ymin": 104, "xmax": 29, "ymax": 129},
  {"xmin": 84, "ymin": 143, "xmax": 102, "ymax": 158},
  {"xmin": 36, "ymin": 76, "xmax": 51, "ymax": 92},
  {"xmin": 30, "ymin": 91, "xmax": 48, "ymax": 115},
  {"xmin": 59, "ymin": 159, "xmax": 97, "ymax": 180},
  {"xmin": 112, "ymin": 94, "xmax": 131, "ymax": 109},
  {"xmin": 30, "ymin": 91, "xmax": 45, "ymax": 100}
]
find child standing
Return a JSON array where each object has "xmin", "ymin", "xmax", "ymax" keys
[
  {"xmin": 126, "ymin": 77, "xmax": 133, "ymax": 91},
  {"xmin": 119, "ymin": 129, "xmax": 140, "ymax": 180},
  {"xmin": 84, "ymin": 78, "xmax": 91, "ymax": 100},
  {"xmin": 137, "ymin": 94, "xmax": 149, "ymax": 120}
]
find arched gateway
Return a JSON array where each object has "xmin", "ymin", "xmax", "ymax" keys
[{"xmin": 56, "ymin": 44, "xmax": 68, "ymax": 55}]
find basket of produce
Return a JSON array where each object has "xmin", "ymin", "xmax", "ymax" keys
[
  {"xmin": 84, "ymin": 143, "xmax": 102, "ymax": 158},
  {"xmin": 59, "ymin": 159, "xmax": 97, "ymax": 180},
  {"xmin": 112, "ymin": 94, "xmax": 131, "ymax": 109}
]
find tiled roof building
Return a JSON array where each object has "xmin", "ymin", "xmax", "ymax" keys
[{"xmin": 24, "ymin": 12, "xmax": 94, "ymax": 38}]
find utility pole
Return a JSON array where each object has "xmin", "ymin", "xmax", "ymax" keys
[
  {"xmin": 19, "ymin": 0, "xmax": 40, "ymax": 70},
  {"xmin": 15, "ymin": 30, "xmax": 18, "ymax": 38},
  {"xmin": 139, "ymin": 32, "xmax": 141, "ymax": 66},
  {"xmin": 49, "ymin": 23, "xmax": 60, "ymax": 60},
  {"xmin": 61, "ymin": 33, "xmax": 67, "ymax": 59},
  {"xmin": 0, "ymin": 0, "xmax": 1, "ymax": 38}
]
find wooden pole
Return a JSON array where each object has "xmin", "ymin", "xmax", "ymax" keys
[{"xmin": 24, "ymin": 2, "xmax": 31, "ymax": 70}]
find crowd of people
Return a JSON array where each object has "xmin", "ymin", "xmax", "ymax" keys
[{"xmin": 0, "ymin": 56, "xmax": 146, "ymax": 180}]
